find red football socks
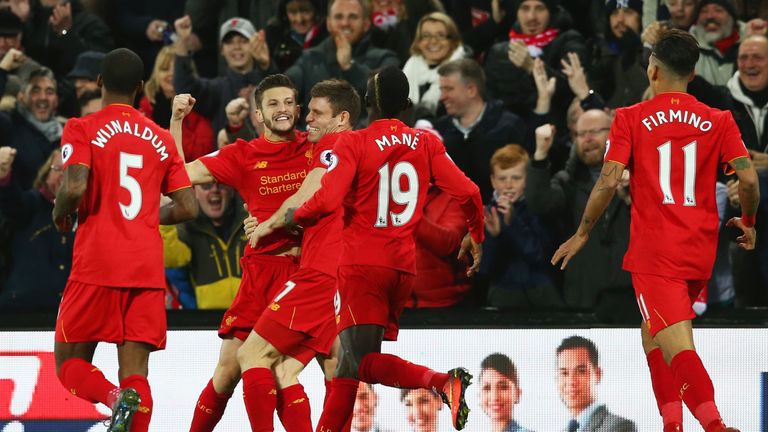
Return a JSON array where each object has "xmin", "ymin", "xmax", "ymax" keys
[
  {"xmin": 120, "ymin": 375, "xmax": 152, "ymax": 432},
  {"xmin": 671, "ymin": 350, "xmax": 721, "ymax": 429},
  {"xmin": 189, "ymin": 379, "xmax": 232, "ymax": 432},
  {"xmin": 242, "ymin": 368, "xmax": 277, "ymax": 432},
  {"xmin": 316, "ymin": 378, "xmax": 359, "ymax": 432},
  {"xmin": 358, "ymin": 353, "xmax": 448, "ymax": 390},
  {"xmin": 277, "ymin": 384, "xmax": 312, "ymax": 432},
  {"xmin": 646, "ymin": 348, "xmax": 683, "ymax": 427},
  {"xmin": 57, "ymin": 358, "xmax": 117, "ymax": 407}
]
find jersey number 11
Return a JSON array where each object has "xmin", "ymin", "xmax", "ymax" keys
[{"xmin": 657, "ymin": 141, "xmax": 697, "ymax": 207}]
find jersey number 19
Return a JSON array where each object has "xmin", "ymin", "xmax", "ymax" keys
[{"xmin": 375, "ymin": 162, "xmax": 419, "ymax": 227}]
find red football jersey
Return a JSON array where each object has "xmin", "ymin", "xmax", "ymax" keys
[
  {"xmin": 299, "ymin": 132, "xmax": 344, "ymax": 277},
  {"xmin": 199, "ymin": 133, "xmax": 311, "ymax": 256},
  {"xmin": 61, "ymin": 104, "xmax": 191, "ymax": 288},
  {"xmin": 294, "ymin": 119, "xmax": 484, "ymax": 274},
  {"xmin": 605, "ymin": 92, "xmax": 749, "ymax": 279}
]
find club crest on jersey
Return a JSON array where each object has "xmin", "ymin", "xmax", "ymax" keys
[
  {"xmin": 61, "ymin": 143, "xmax": 74, "ymax": 163},
  {"xmin": 320, "ymin": 150, "xmax": 339, "ymax": 171},
  {"xmin": 254, "ymin": 161, "xmax": 268, "ymax": 169}
]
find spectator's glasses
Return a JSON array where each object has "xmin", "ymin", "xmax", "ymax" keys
[
  {"xmin": 419, "ymin": 33, "xmax": 450, "ymax": 41},
  {"xmin": 575, "ymin": 128, "xmax": 610, "ymax": 138},
  {"xmin": 197, "ymin": 182, "xmax": 221, "ymax": 191}
]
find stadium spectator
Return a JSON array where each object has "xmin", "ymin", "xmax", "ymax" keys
[
  {"xmin": 445, "ymin": 0, "xmax": 512, "ymax": 61},
  {"xmin": 172, "ymin": 15, "xmax": 275, "ymax": 140},
  {"xmin": 665, "ymin": 0, "xmax": 699, "ymax": 29},
  {"xmin": 403, "ymin": 12, "xmax": 468, "ymax": 119},
  {"xmin": 77, "ymin": 87, "xmax": 100, "ymax": 116},
  {"xmin": 369, "ymin": 0, "xmax": 444, "ymax": 64},
  {"xmin": 526, "ymin": 115, "xmax": 635, "ymax": 323},
  {"xmin": 0, "ymin": 9, "xmax": 41, "ymax": 111},
  {"xmin": 285, "ymin": 0, "xmax": 400, "ymax": 125},
  {"xmin": 161, "ymin": 182, "xmax": 247, "ymax": 310},
  {"xmin": 484, "ymin": 0, "xmax": 589, "ymax": 132},
  {"xmin": 352, "ymin": 382, "xmax": 392, "ymax": 432},
  {"xmin": 139, "ymin": 46, "xmax": 214, "ymax": 162},
  {"xmin": 401, "ymin": 388, "xmax": 443, "ymax": 432},
  {"xmin": 21, "ymin": 0, "xmax": 113, "ymax": 78},
  {"xmin": 0, "ymin": 148, "xmax": 72, "ymax": 310},
  {"xmin": 266, "ymin": 0, "xmax": 329, "ymax": 72},
  {"xmin": 480, "ymin": 144, "xmax": 562, "ymax": 308},
  {"xmin": 479, "ymin": 353, "xmax": 532, "ymax": 432},
  {"xmin": 58, "ymin": 50, "xmax": 102, "ymax": 117},
  {"xmin": 183, "ymin": 0, "xmax": 279, "ymax": 77},
  {"xmin": 556, "ymin": 336, "xmax": 637, "ymax": 431},
  {"xmin": 109, "ymin": 0, "xmax": 186, "ymax": 77},
  {"xmin": 589, "ymin": 0, "xmax": 648, "ymax": 108},
  {"xmin": 723, "ymin": 34, "xmax": 768, "ymax": 305},
  {"xmin": 434, "ymin": 58, "xmax": 526, "ymax": 200},
  {"xmin": 0, "ymin": 67, "xmax": 63, "ymax": 190},
  {"xmin": 409, "ymin": 184, "xmax": 472, "ymax": 308}
]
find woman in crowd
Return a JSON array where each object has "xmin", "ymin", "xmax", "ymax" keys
[
  {"xmin": 266, "ymin": 0, "xmax": 328, "ymax": 71},
  {"xmin": 139, "ymin": 46, "xmax": 213, "ymax": 162},
  {"xmin": 402, "ymin": 12, "xmax": 467, "ymax": 119}
]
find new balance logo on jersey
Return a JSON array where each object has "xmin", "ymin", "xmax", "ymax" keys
[
  {"xmin": 375, "ymin": 132, "xmax": 420, "ymax": 152},
  {"xmin": 254, "ymin": 161, "xmax": 268, "ymax": 169}
]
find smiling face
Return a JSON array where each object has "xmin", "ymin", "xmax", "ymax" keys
[
  {"xmin": 439, "ymin": 72, "xmax": 476, "ymax": 117},
  {"xmin": 480, "ymin": 368, "xmax": 521, "ymax": 425},
  {"xmin": 666, "ymin": 0, "xmax": 696, "ymax": 29},
  {"xmin": 697, "ymin": 3, "xmax": 734, "ymax": 43},
  {"xmin": 575, "ymin": 110, "xmax": 610, "ymax": 167},
  {"xmin": 417, "ymin": 20, "xmax": 453, "ymax": 65},
  {"xmin": 21, "ymin": 76, "xmax": 58, "ymax": 122},
  {"xmin": 609, "ymin": 8, "xmax": 641, "ymax": 39},
  {"xmin": 490, "ymin": 162, "xmax": 526, "ymax": 204},
  {"xmin": 403, "ymin": 389, "xmax": 442, "ymax": 432},
  {"xmin": 221, "ymin": 33, "xmax": 254, "ymax": 72},
  {"xmin": 286, "ymin": 0, "xmax": 316, "ymax": 34},
  {"xmin": 738, "ymin": 37, "xmax": 768, "ymax": 92},
  {"xmin": 327, "ymin": 0, "xmax": 370, "ymax": 44},
  {"xmin": 557, "ymin": 347, "xmax": 601, "ymax": 416},
  {"xmin": 352, "ymin": 383, "xmax": 377, "ymax": 432},
  {"xmin": 517, "ymin": 0, "xmax": 550, "ymax": 36},
  {"xmin": 257, "ymin": 86, "xmax": 299, "ymax": 135},
  {"xmin": 306, "ymin": 96, "xmax": 343, "ymax": 143}
]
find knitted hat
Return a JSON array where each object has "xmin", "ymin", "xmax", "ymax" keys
[
  {"xmin": 605, "ymin": 0, "xmax": 643, "ymax": 15},
  {"xmin": 515, "ymin": 0, "xmax": 560, "ymax": 14},
  {"xmin": 694, "ymin": 0, "xmax": 737, "ymax": 21}
]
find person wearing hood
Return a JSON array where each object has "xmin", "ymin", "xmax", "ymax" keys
[
  {"xmin": 266, "ymin": 0, "xmax": 329, "ymax": 72},
  {"xmin": 589, "ymin": 0, "xmax": 648, "ymax": 108},
  {"xmin": 286, "ymin": 0, "xmax": 400, "ymax": 126},
  {"xmin": 21, "ymin": 0, "xmax": 114, "ymax": 78},
  {"xmin": 723, "ymin": 34, "xmax": 768, "ymax": 306},
  {"xmin": 484, "ymin": 0, "xmax": 589, "ymax": 136}
]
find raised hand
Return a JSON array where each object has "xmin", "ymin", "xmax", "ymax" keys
[
  {"xmin": 334, "ymin": 32, "xmax": 353, "ymax": 71},
  {"xmin": 484, "ymin": 206, "xmax": 501, "ymax": 237},
  {"xmin": 561, "ymin": 52, "xmax": 589, "ymax": 100},
  {"xmin": 0, "ymin": 48, "xmax": 26, "ymax": 72},
  {"xmin": 225, "ymin": 97, "xmax": 250, "ymax": 128},
  {"xmin": 534, "ymin": 124, "xmax": 555, "ymax": 161},
  {"xmin": 250, "ymin": 30, "xmax": 271, "ymax": 70},
  {"xmin": 48, "ymin": 1, "xmax": 72, "ymax": 35},
  {"xmin": 0, "ymin": 146, "xmax": 17, "ymax": 178},
  {"xmin": 172, "ymin": 94, "xmax": 196, "ymax": 122},
  {"xmin": 507, "ymin": 40, "xmax": 533, "ymax": 73},
  {"xmin": 146, "ymin": 19, "xmax": 168, "ymax": 42}
]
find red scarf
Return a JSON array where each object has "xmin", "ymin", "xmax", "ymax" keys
[
  {"xmin": 372, "ymin": 9, "xmax": 399, "ymax": 30},
  {"xmin": 714, "ymin": 29, "xmax": 740, "ymax": 55},
  {"xmin": 508, "ymin": 28, "xmax": 560, "ymax": 49},
  {"xmin": 303, "ymin": 25, "xmax": 320, "ymax": 49}
]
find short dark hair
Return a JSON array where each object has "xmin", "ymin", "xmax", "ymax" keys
[
  {"xmin": 101, "ymin": 48, "xmax": 144, "ymax": 96},
  {"xmin": 399, "ymin": 387, "xmax": 439, "ymax": 402},
  {"xmin": 480, "ymin": 353, "xmax": 519, "ymax": 385},
  {"xmin": 310, "ymin": 79, "xmax": 361, "ymax": 126},
  {"xmin": 366, "ymin": 66, "xmax": 410, "ymax": 118},
  {"xmin": 651, "ymin": 28, "xmax": 700, "ymax": 78},
  {"xmin": 78, "ymin": 88, "xmax": 102, "ymax": 109},
  {"xmin": 24, "ymin": 67, "xmax": 57, "ymax": 92},
  {"xmin": 437, "ymin": 58, "xmax": 486, "ymax": 100},
  {"xmin": 556, "ymin": 336, "xmax": 599, "ymax": 367},
  {"xmin": 254, "ymin": 74, "xmax": 298, "ymax": 109}
]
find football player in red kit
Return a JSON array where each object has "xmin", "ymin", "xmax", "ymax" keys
[
  {"xmin": 240, "ymin": 79, "xmax": 360, "ymax": 432},
  {"xmin": 287, "ymin": 66, "xmax": 485, "ymax": 432},
  {"xmin": 552, "ymin": 29, "xmax": 759, "ymax": 432},
  {"xmin": 53, "ymin": 48, "xmax": 198, "ymax": 432},
  {"xmin": 170, "ymin": 75, "xmax": 313, "ymax": 431}
]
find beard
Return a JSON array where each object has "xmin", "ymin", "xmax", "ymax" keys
[
  {"xmin": 701, "ymin": 16, "xmax": 734, "ymax": 43},
  {"xmin": 263, "ymin": 115, "xmax": 296, "ymax": 134}
]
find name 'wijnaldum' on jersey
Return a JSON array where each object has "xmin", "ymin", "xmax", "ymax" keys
[
  {"xmin": 641, "ymin": 109, "xmax": 713, "ymax": 133},
  {"xmin": 90, "ymin": 120, "xmax": 169, "ymax": 161},
  {"xmin": 374, "ymin": 132, "xmax": 420, "ymax": 152}
]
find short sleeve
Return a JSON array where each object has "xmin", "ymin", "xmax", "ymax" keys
[
  {"xmin": 162, "ymin": 152, "xmax": 192, "ymax": 194},
  {"xmin": 719, "ymin": 111, "xmax": 750, "ymax": 166},
  {"xmin": 61, "ymin": 119, "xmax": 91, "ymax": 169},
  {"xmin": 605, "ymin": 108, "xmax": 632, "ymax": 166},
  {"xmin": 311, "ymin": 133, "xmax": 339, "ymax": 171},
  {"xmin": 198, "ymin": 140, "xmax": 244, "ymax": 189}
]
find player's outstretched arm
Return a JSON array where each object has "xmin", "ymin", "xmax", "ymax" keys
[
  {"xmin": 552, "ymin": 160, "xmax": 625, "ymax": 269},
  {"xmin": 160, "ymin": 187, "xmax": 198, "ymax": 225},
  {"xmin": 52, "ymin": 164, "xmax": 88, "ymax": 232},
  {"xmin": 170, "ymin": 93, "xmax": 215, "ymax": 185},
  {"xmin": 248, "ymin": 167, "xmax": 326, "ymax": 247},
  {"xmin": 726, "ymin": 156, "xmax": 760, "ymax": 250}
]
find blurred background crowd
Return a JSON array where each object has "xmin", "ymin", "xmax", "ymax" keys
[{"xmin": 0, "ymin": 0, "xmax": 766, "ymax": 324}]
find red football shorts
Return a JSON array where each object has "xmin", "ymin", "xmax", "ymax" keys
[
  {"xmin": 219, "ymin": 254, "xmax": 299, "ymax": 341},
  {"xmin": 336, "ymin": 265, "xmax": 414, "ymax": 341},
  {"xmin": 55, "ymin": 280, "xmax": 167, "ymax": 350},
  {"xmin": 255, "ymin": 268, "xmax": 338, "ymax": 365},
  {"xmin": 632, "ymin": 272, "xmax": 706, "ymax": 337}
]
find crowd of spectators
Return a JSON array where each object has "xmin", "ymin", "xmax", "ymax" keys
[{"xmin": 0, "ymin": 0, "xmax": 766, "ymax": 322}]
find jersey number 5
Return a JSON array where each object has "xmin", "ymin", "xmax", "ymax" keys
[
  {"xmin": 119, "ymin": 152, "xmax": 143, "ymax": 220},
  {"xmin": 375, "ymin": 162, "xmax": 419, "ymax": 227},
  {"xmin": 657, "ymin": 141, "xmax": 697, "ymax": 206}
]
